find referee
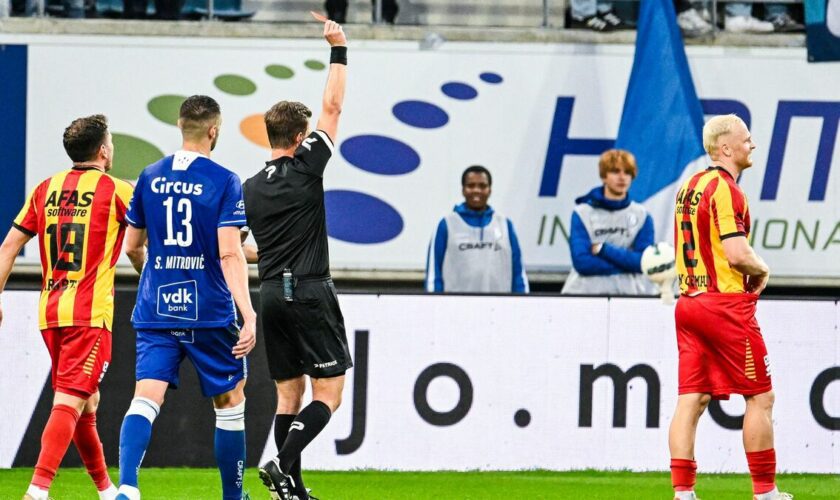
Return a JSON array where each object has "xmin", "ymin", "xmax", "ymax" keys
[{"xmin": 243, "ymin": 17, "xmax": 351, "ymax": 500}]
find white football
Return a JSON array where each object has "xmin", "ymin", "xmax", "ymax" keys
[{"xmin": 641, "ymin": 242, "xmax": 676, "ymax": 284}]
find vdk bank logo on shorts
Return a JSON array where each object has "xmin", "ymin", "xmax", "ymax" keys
[{"xmin": 157, "ymin": 280, "xmax": 198, "ymax": 320}]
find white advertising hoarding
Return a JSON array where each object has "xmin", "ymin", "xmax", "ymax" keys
[
  {"xmin": 0, "ymin": 290, "xmax": 836, "ymax": 472},
  {"xmin": 1, "ymin": 35, "xmax": 839, "ymax": 277},
  {"xmin": 263, "ymin": 294, "xmax": 837, "ymax": 473}
]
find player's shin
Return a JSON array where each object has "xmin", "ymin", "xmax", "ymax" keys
[
  {"xmin": 274, "ymin": 414, "xmax": 306, "ymax": 498},
  {"xmin": 31, "ymin": 404, "xmax": 81, "ymax": 493},
  {"xmin": 73, "ymin": 412, "xmax": 115, "ymax": 493},
  {"xmin": 746, "ymin": 448, "xmax": 777, "ymax": 495},
  {"xmin": 670, "ymin": 458, "xmax": 697, "ymax": 494},
  {"xmin": 215, "ymin": 399, "xmax": 247, "ymax": 500},
  {"xmin": 118, "ymin": 397, "xmax": 160, "ymax": 493},
  {"xmin": 278, "ymin": 401, "xmax": 331, "ymax": 474}
]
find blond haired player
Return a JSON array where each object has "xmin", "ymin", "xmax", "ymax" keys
[{"xmin": 669, "ymin": 114, "xmax": 790, "ymax": 500}]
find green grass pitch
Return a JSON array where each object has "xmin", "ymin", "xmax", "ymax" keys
[{"xmin": 0, "ymin": 468, "xmax": 836, "ymax": 499}]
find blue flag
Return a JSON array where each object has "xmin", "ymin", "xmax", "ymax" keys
[
  {"xmin": 614, "ymin": 0, "xmax": 707, "ymax": 239},
  {"xmin": 805, "ymin": 0, "xmax": 840, "ymax": 62}
]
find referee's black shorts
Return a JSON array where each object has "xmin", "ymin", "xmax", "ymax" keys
[{"xmin": 259, "ymin": 277, "xmax": 353, "ymax": 380}]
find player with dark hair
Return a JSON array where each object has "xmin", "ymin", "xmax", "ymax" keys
[
  {"xmin": 242, "ymin": 16, "xmax": 350, "ymax": 500},
  {"xmin": 0, "ymin": 114, "xmax": 131, "ymax": 500},
  {"xmin": 669, "ymin": 114, "xmax": 790, "ymax": 500},
  {"xmin": 425, "ymin": 165, "xmax": 529, "ymax": 293},
  {"xmin": 115, "ymin": 95, "xmax": 257, "ymax": 500}
]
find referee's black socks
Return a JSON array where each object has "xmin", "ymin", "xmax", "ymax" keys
[
  {"xmin": 274, "ymin": 414, "xmax": 306, "ymax": 497},
  {"xmin": 278, "ymin": 401, "xmax": 332, "ymax": 476}
]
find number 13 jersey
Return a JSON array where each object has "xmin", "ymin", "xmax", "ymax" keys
[
  {"xmin": 13, "ymin": 166, "xmax": 134, "ymax": 331},
  {"xmin": 126, "ymin": 151, "xmax": 247, "ymax": 329},
  {"xmin": 674, "ymin": 166, "xmax": 751, "ymax": 295}
]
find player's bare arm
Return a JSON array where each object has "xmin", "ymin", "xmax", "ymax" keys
[
  {"xmin": 745, "ymin": 254, "xmax": 770, "ymax": 295},
  {"xmin": 315, "ymin": 16, "xmax": 347, "ymax": 143},
  {"xmin": 124, "ymin": 226, "xmax": 147, "ymax": 275},
  {"xmin": 239, "ymin": 229, "xmax": 259, "ymax": 264},
  {"xmin": 242, "ymin": 243, "xmax": 259, "ymax": 264},
  {"xmin": 722, "ymin": 236, "xmax": 770, "ymax": 294},
  {"xmin": 0, "ymin": 227, "xmax": 33, "ymax": 327},
  {"xmin": 219, "ymin": 226, "xmax": 257, "ymax": 358}
]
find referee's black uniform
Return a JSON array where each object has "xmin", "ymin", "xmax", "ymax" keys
[{"xmin": 243, "ymin": 129, "xmax": 353, "ymax": 380}]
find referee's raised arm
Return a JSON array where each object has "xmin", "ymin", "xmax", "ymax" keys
[{"xmin": 315, "ymin": 15, "xmax": 347, "ymax": 143}]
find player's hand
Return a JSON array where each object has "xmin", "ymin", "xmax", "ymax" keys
[
  {"xmin": 746, "ymin": 271, "xmax": 769, "ymax": 295},
  {"xmin": 311, "ymin": 12, "xmax": 347, "ymax": 47},
  {"xmin": 325, "ymin": 20, "xmax": 347, "ymax": 46},
  {"xmin": 232, "ymin": 314, "xmax": 257, "ymax": 359}
]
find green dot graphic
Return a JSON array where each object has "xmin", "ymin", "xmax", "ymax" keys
[
  {"xmin": 147, "ymin": 95, "xmax": 186, "ymax": 126},
  {"xmin": 214, "ymin": 74, "xmax": 257, "ymax": 96},
  {"xmin": 305, "ymin": 60, "xmax": 326, "ymax": 70},
  {"xmin": 266, "ymin": 65, "xmax": 295, "ymax": 79},
  {"xmin": 111, "ymin": 134, "xmax": 164, "ymax": 180}
]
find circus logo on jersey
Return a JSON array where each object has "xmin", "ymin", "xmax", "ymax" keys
[{"xmin": 157, "ymin": 280, "xmax": 198, "ymax": 321}]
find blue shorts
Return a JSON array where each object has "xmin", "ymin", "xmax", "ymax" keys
[{"xmin": 135, "ymin": 324, "xmax": 247, "ymax": 398}]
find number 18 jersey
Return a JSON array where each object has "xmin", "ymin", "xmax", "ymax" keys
[
  {"xmin": 126, "ymin": 151, "xmax": 247, "ymax": 329},
  {"xmin": 674, "ymin": 166, "xmax": 750, "ymax": 295},
  {"xmin": 13, "ymin": 167, "xmax": 134, "ymax": 331}
]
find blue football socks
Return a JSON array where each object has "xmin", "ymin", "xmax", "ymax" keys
[
  {"xmin": 215, "ymin": 400, "xmax": 247, "ymax": 500},
  {"xmin": 118, "ymin": 397, "xmax": 160, "ymax": 490}
]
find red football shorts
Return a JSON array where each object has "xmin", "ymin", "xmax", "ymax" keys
[
  {"xmin": 675, "ymin": 293, "xmax": 772, "ymax": 400},
  {"xmin": 41, "ymin": 326, "xmax": 112, "ymax": 399}
]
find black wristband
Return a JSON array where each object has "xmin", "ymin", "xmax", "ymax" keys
[{"xmin": 330, "ymin": 46, "xmax": 348, "ymax": 65}]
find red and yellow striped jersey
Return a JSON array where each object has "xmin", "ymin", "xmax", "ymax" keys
[
  {"xmin": 674, "ymin": 166, "xmax": 750, "ymax": 295},
  {"xmin": 13, "ymin": 167, "xmax": 134, "ymax": 331}
]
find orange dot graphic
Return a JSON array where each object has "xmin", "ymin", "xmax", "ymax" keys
[{"xmin": 240, "ymin": 114, "xmax": 270, "ymax": 149}]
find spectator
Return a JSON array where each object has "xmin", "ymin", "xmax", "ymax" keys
[
  {"xmin": 675, "ymin": 0, "xmax": 713, "ymax": 38},
  {"xmin": 123, "ymin": 0, "xmax": 184, "ymax": 19},
  {"xmin": 569, "ymin": 0, "xmax": 628, "ymax": 32},
  {"xmin": 9, "ymin": 0, "xmax": 39, "ymax": 16},
  {"xmin": 723, "ymin": 3, "xmax": 774, "ymax": 32},
  {"xmin": 425, "ymin": 165, "xmax": 529, "ymax": 294},
  {"xmin": 561, "ymin": 149, "xmax": 657, "ymax": 296},
  {"xmin": 764, "ymin": 3, "xmax": 804, "ymax": 32},
  {"xmin": 10, "ymin": 0, "xmax": 86, "ymax": 17},
  {"xmin": 325, "ymin": 0, "xmax": 398, "ymax": 24},
  {"xmin": 675, "ymin": 1, "xmax": 803, "ymax": 35}
]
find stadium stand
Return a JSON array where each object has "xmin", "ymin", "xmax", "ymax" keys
[
  {"xmin": 6, "ymin": 0, "xmax": 805, "ymax": 34},
  {"xmin": 92, "ymin": 0, "xmax": 255, "ymax": 19},
  {"xmin": 246, "ymin": 0, "xmax": 568, "ymax": 27}
]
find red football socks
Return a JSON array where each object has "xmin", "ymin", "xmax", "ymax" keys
[
  {"xmin": 73, "ymin": 412, "xmax": 112, "ymax": 491},
  {"xmin": 31, "ymin": 404, "xmax": 81, "ymax": 490},
  {"xmin": 746, "ymin": 448, "xmax": 776, "ymax": 495},
  {"xmin": 670, "ymin": 458, "xmax": 697, "ymax": 492}
]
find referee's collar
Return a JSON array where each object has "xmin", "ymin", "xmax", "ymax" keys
[{"xmin": 265, "ymin": 156, "xmax": 292, "ymax": 166}]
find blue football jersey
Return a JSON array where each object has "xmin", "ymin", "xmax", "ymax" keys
[{"xmin": 126, "ymin": 151, "xmax": 247, "ymax": 329}]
